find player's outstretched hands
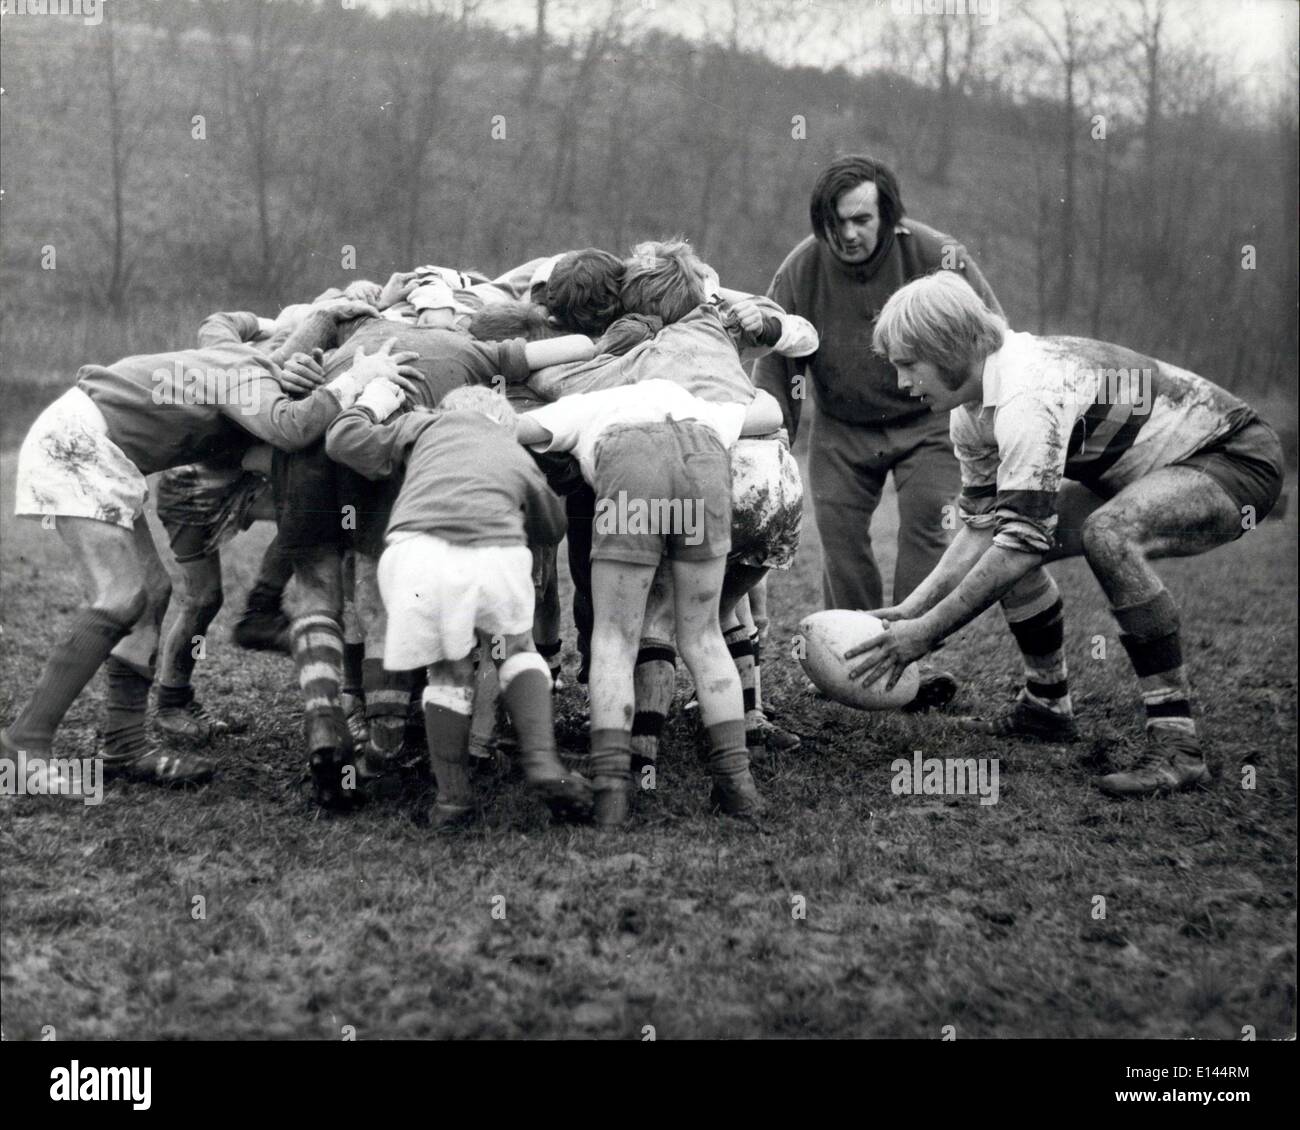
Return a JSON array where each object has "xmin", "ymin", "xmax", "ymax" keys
[
  {"xmin": 347, "ymin": 338, "xmax": 423, "ymax": 398},
  {"xmin": 377, "ymin": 270, "xmax": 425, "ymax": 310},
  {"xmin": 278, "ymin": 349, "xmax": 327, "ymax": 397},
  {"xmin": 843, "ymin": 617, "xmax": 935, "ymax": 690}
]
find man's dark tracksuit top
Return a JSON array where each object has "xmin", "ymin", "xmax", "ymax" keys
[{"xmin": 752, "ymin": 221, "xmax": 1003, "ymax": 441}]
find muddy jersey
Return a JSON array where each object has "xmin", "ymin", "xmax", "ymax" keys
[
  {"xmin": 323, "ymin": 322, "xmax": 528, "ymax": 409},
  {"xmin": 953, "ymin": 330, "xmax": 1258, "ymax": 554}
]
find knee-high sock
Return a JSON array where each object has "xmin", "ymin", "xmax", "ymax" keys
[
  {"xmin": 589, "ymin": 727, "xmax": 632, "ymax": 825},
  {"xmin": 499, "ymin": 652, "xmax": 559, "ymax": 777},
  {"xmin": 750, "ymin": 630, "xmax": 766, "ymax": 716},
  {"xmin": 341, "ymin": 642, "xmax": 365, "ymax": 700},
  {"xmin": 724, "ymin": 626, "xmax": 759, "ymax": 727},
  {"xmin": 363, "ymin": 658, "xmax": 413, "ymax": 755},
  {"xmin": 290, "ymin": 614, "xmax": 344, "ymax": 731},
  {"xmin": 1000, "ymin": 570, "xmax": 1072, "ymax": 716},
  {"xmin": 631, "ymin": 640, "xmax": 674, "ymax": 766},
  {"xmin": 536, "ymin": 638, "xmax": 563, "ymax": 685},
  {"xmin": 102, "ymin": 655, "xmax": 154, "ymax": 761},
  {"xmin": 6, "ymin": 609, "xmax": 133, "ymax": 752},
  {"xmin": 424, "ymin": 683, "xmax": 474, "ymax": 806},
  {"xmin": 1113, "ymin": 588, "xmax": 1195, "ymax": 737},
  {"xmin": 706, "ymin": 718, "xmax": 751, "ymax": 782}
]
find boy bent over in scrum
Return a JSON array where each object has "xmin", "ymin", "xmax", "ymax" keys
[
  {"xmin": 517, "ymin": 378, "xmax": 785, "ymax": 825},
  {"xmin": 325, "ymin": 384, "xmax": 592, "ymax": 828}
]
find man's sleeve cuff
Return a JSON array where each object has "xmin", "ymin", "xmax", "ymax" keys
[{"xmin": 325, "ymin": 373, "xmax": 359, "ymax": 409}]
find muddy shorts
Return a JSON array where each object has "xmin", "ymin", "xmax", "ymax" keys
[
  {"xmin": 15, "ymin": 386, "xmax": 148, "ymax": 530},
  {"xmin": 728, "ymin": 435, "xmax": 804, "ymax": 570},
  {"xmin": 590, "ymin": 418, "xmax": 732, "ymax": 566},
  {"xmin": 1174, "ymin": 416, "xmax": 1285, "ymax": 530},
  {"xmin": 378, "ymin": 531, "xmax": 535, "ymax": 668},
  {"xmin": 155, "ymin": 460, "xmax": 271, "ymax": 563},
  {"xmin": 271, "ymin": 439, "xmax": 399, "ymax": 560}
]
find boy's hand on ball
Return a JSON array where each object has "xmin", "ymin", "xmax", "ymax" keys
[{"xmin": 844, "ymin": 618, "xmax": 935, "ymax": 689}]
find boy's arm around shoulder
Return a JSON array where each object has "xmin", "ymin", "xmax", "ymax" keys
[{"xmin": 325, "ymin": 399, "xmax": 430, "ymax": 481}]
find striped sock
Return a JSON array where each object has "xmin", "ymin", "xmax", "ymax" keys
[
  {"xmin": 631, "ymin": 639, "xmax": 674, "ymax": 768},
  {"xmin": 290, "ymin": 614, "xmax": 344, "ymax": 744},
  {"xmin": 724, "ymin": 626, "xmax": 759, "ymax": 724},
  {"xmin": 1001, "ymin": 570, "xmax": 1072, "ymax": 716},
  {"xmin": 363, "ymin": 658, "xmax": 413, "ymax": 757},
  {"xmin": 1113, "ymin": 589, "xmax": 1195, "ymax": 736}
]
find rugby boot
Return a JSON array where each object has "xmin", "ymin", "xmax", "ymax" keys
[
  {"xmin": 232, "ymin": 603, "xmax": 292, "ymax": 654},
  {"xmin": 343, "ymin": 698, "xmax": 369, "ymax": 751},
  {"xmin": 154, "ymin": 693, "xmax": 231, "ymax": 745},
  {"xmin": 517, "ymin": 748, "xmax": 594, "ymax": 823},
  {"xmin": 953, "ymin": 694, "xmax": 1079, "ymax": 742},
  {"xmin": 100, "ymin": 742, "xmax": 215, "ymax": 786},
  {"xmin": 1098, "ymin": 731, "xmax": 1209, "ymax": 798},
  {"xmin": 430, "ymin": 800, "xmax": 478, "ymax": 831},
  {"xmin": 707, "ymin": 766, "xmax": 765, "ymax": 819},
  {"xmin": 901, "ymin": 668, "xmax": 960, "ymax": 714},
  {"xmin": 0, "ymin": 730, "xmax": 75, "ymax": 792},
  {"xmin": 746, "ymin": 713, "xmax": 802, "ymax": 754},
  {"xmin": 305, "ymin": 710, "xmax": 362, "ymax": 811}
]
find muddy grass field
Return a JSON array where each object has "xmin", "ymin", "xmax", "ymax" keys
[{"xmin": 1, "ymin": 444, "xmax": 1295, "ymax": 1040}]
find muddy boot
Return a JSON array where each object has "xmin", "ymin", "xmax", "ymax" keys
[{"xmin": 306, "ymin": 710, "xmax": 361, "ymax": 811}]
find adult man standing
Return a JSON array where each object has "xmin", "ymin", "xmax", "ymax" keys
[{"xmin": 754, "ymin": 156, "xmax": 1003, "ymax": 701}]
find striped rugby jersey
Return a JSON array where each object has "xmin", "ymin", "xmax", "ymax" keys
[{"xmin": 952, "ymin": 330, "xmax": 1257, "ymax": 554}]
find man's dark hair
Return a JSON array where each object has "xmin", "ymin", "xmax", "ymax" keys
[
  {"xmin": 809, "ymin": 155, "xmax": 905, "ymax": 243},
  {"xmin": 468, "ymin": 299, "xmax": 560, "ymax": 343},
  {"xmin": 546, "ymin": 248, "xmax": 624, "ymax": 335}
]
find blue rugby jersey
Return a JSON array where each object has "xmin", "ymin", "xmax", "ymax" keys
[{"xmin": 952, "ymin": 330, "xmax": 1258, "ymax": 554}]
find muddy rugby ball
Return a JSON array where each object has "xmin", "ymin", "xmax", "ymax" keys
[{"xmin": 798, "ymin": 610, "xmax": 920, "ymax": 710}]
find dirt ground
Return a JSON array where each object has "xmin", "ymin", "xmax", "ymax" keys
[{"xmin": 1, "ymin": 447, "xmax": 1295, "ymax": 1039}]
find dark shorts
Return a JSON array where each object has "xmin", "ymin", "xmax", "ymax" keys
[
  {"xmin": 590, "ymin": 419, "xmax": 731, "ymax": 566},
  {"xmin": 155, "ymin": 460, "xmax": 270, "ymax": 564},
  {"xmin": 1175, "ymin": 417, "xmax": 1285, "ymax": 528},
  {"xmin": 271, "ymin": 440, "xmax": 399, "ymax": 561}
]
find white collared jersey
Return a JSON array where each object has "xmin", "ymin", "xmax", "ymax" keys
[{"xmin": 951, "ymin": 330, "xmax": 1257, "ymax": 554}]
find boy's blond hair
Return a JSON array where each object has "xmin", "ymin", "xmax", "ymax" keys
[
  {"xmin": 872, "ymin": 272, "xmax": 1007, "ymax": 382},
  {"xmin": 620, "ymin": 237, "xmax": 709, "ymax": 325},
  {"xmin": 440, "ymin": 384, "xmax": 517, "ymax": 427}
]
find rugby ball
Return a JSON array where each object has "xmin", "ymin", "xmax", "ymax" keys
[{"xmin": 798, "ymin": 610, "xmax": 920, "ymax": 710}]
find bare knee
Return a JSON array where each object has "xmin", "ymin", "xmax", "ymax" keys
[
  {"xmin": 1081, "ymin": 508, "xmax": 1138, "ymax": 566},
  {"xmin": 91, "ymin": 585, "xmax": 148, "ymax": 626}
]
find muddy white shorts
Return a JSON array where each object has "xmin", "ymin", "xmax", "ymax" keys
[
  {"xmin": 728, "ymin": 436, "xmax": 803, "ymax": 571},
  {"xmin": 15, "ymin": 387, "xmax": 148, "ymax": 530},
  {"xmin": 377, "ymin": 532, "xmax": 535, "ymax": 668}
]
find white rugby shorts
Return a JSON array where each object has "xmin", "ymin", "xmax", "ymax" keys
[
  {"xmin": 378, "ymin": 532, "xmax": 535, "ymax": 669},
  {"xmin": 15, "ymin": 387, "xmax": 148, "ymax": 530}
]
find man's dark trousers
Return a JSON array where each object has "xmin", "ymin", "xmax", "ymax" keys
[{"xmin": 810, "ymin": 408, "xmax": 960, "ymax": 611}]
